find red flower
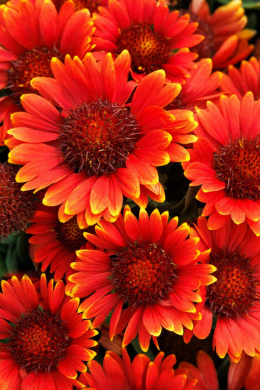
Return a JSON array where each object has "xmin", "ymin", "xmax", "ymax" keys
[
  {"xmin": 69, "ymin": 207, "xmax": 216, "ymax": 351},
  {"xmin": 92, "ymin": 0, "xmax": 203, "ymax": 84},
  {"xmin": 0, "ymin": 0, "xmax": 94, "ymax": 145},
  {"xmin": 188, "ymin": 0, "xmax": 255, "ymax": 69},
  {"xmin": 228, "ymin": 352, "xmax": 260, "ymax": 390},
  {"xmin": 78, "ymin": 348, "xmax": 197, "ymax": 390},
  {"xmin": 220, "ymin": 56, "xmax": 260, "ymax": 100},
  {"xmin": 184, "ymin": 92, "xmax": 260, "ymax": 235},
  {"xmin": 180, "ymin": 351, "xmax": 219, "ymax": 390},
  {"xmin": 0, "ymin": 274, "xmax": 98, "ymax": 389},
  {"xmin": 8, "ymin": 51, "xmax": 197, "ymax": 226},
  {"xmin": 187, "ymin": 217, "xmax": 260, "ymax": 362},
  {"xmin": 27, "ymin": 203, "xmax": 95, "ymax": 281}
]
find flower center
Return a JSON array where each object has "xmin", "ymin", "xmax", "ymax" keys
[
  {"xmin": 213, "ymin": 137, "xmax": 260, "ymax": 200},
  {"xmin": 185, "ymin": 12, "xmax": 214, "ymax": 59},
  {"xmin": 59, "ymin": 100, "xmax": 140, "ymax": 175},
  {"xmin": 8, "ymin": 47, "xmax": 63, "ymax": 101},
  {"xmin": 0, "ymin": 163, "xmax": 36, "ymax": 238},
  {"xmin": 117, "ymin": 24, "xmax": 172, "ymax": 74},
  {"xmin": 52, "ymin": 0, "xmax": 101, "ymax": 12},
  {"xmin": 206, "ymin": 248, "xmax": 259, "ymax": 319},
  {"xmin": 55, "ymin": 216, "xmax": 88, "ymax": 251},
  {"xmin": 8, "ymin": 308, "xmax": 71, "ymax": 374},
  {"xmin": 111, "ymin": 240, "xmax": 177, "ymax": 307}
]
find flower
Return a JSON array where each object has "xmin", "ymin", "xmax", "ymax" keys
[
  {"xmin": 187, "ymin": 216, "xmax": 260, "ymax": 362},
  {"xmin": 184, "ymin": 92, "xmax": 260, "ymax": 235},
  {"xmin": 8, "ymin": 50, "xmax": 197, "ymax": 226},
  {"xmin": 0, "ymin": 0, "xmax": 94, "ymax": 145},
  {"xmin": 228, "ymin": 352, "xmax": 260, "ymax": 390},
  {"xmin": 179, "ymin": 350, "xmax": 219, "ymax": 390},
  {"xmin": 48, "ymin": 0, "xmax": 108, "ymax": 13},
  {"xmin": 78, "ymin": 348, "xmax": 197, "ymax": 390},
  {"xmin": 69, "ymin": 207, "xmax": 216, "ymax": 351},
  {"xmin": 26, "ymin": 202, "xmax": 95, "ymax": 281},
  {"xmin": 0, "ymin": 162, "xmax": 36, "ymax": 238},
  {"xmin": 187, "ymin": 0, "xmax": 255, "ymax": 69},
  {"xmin": 92, "ymin": 0, "xmax": 203, "ymax": 84},
  {"xmin": 220, "ymin": 56, "xmax": 260, "ymax": 100},
  {"xmin": 167, "ymin": 58, "xmax": 222, "ymax": 111},
  {"xmin": 0, "ymin": 274, "xmax": 98, "ymax": 389}
]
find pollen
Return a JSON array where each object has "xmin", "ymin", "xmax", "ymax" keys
[
  {"xmin": 206, "ymin": 247, "xmax": 259, "ymax": 319},
  {"xmin": 111, "ymin": 240, "xmax": 177, "ymax": 307},
  {"xmin": 213, "ymin": 137, "xmax": 260, "ymax": 199},
  {"xmin": 117, "ymin": 24, "xmax": 172, "ymax": 74},
  {"xmin": 59, "ymin": 99, "xmax": 140, "ymax": 176},
  {"xmin": 55, "ymin": 216, "xmax": 88, "ymax": 251},
  {"xmin": 8, "ymin": 47, "xmax": 64, "ymax": 101},
  {"xmin": 8, "ymin": 308, "xmax": 71, "ymax": 374}
]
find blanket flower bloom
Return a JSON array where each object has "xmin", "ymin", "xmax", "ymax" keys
[
  {"xmin": 92, "ymin": 0, "xmax": 203, "ymax": 84},
  {"xmin": 220, "ymin": 56, "xmax": 260, "ymax": 100},
  {"xmin": 8, "ymin": 50, "xmax": 197, "ymax": 226},
  {"xmin": 0, "ymin": 162, "xmax": 36, "ymax": 238},
  {"xmin": 68, "ymin": 207, "xmax": 216, "ymax": 351},
  {"xmin": 228, "ymin": 352, "xmax": 260, "ymax": 390},
  {"xmin": 0, "ymin": 0, "xmax": 94, "ymax": 145},
  {"xmin": 77, "ymin": 348, "xmax": 197, "ymax": 389},
  {"xmin": 187, "ymin": 0, "xmax": 254, "ymax": 69},
  {"xmin": 186, "ymin": 217, "xmax": 260, "ymax": 362},
  {"xmin": 184, "ymin": 92, "xmax": 260, "ymax": 235},
  {"xmin": 27, "ymin": 203, "xmax": 95, "ymax": 281},
  {"xmin": 0, "ymin": 274, "xmax": 98, "ymax": 389}
]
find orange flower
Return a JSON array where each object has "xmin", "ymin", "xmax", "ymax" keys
[
  {"xmin": 0, "ymin": 0, "xmax": 94, "ymax": 145},
  {"xmin": 92, "ymin": 0, "xmax": 203, "ymax": 84},
  {"xmin": 8, "ymin": 51, "xmax": 197, "ymax": 226},
  {"xmin": 69, "ymin": 207, "xmax": 216, "ymax": 351},
  {"xmin": 0, "ymin": 274, "xmax": 98, "ymax": 389},
  {"xmin": 228, "ymin": 352, "xmax": 260, "ymax": 390},
  {"xmin": 220, "ymin": 56, "xmax": 260, "ymax": 100},
  {"xmin": 180, "ymin": 351, "xmax": 219, "ymax": 390},
  {"xmin": 27, "ymin": 203, "xmax": 96, "ymax": 281},
  {"xmin": 184, "ymin": 92, "xmax": 260, "ymax": 235},
  {"xmin": 186, "ymin": 217, "xmax": 260, "ymax": 362},
  {"xmin": 78, "ymin": 348, "xmax": 197, "ymax": 389},
  {"xmin": 188, "ymin": 0, "xmax": 255, "ymax": 69}
]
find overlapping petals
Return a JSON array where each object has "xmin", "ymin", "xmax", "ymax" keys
[{"xmin": 68, "ymin": 207, "xmax": 216, "ymax": 351}]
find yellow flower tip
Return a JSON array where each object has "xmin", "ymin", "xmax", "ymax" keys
[{"xmin": 209, "ymin": 276, "xmax": 218, "ymax": 285}]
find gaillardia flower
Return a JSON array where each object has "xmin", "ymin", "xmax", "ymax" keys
[
  {"xmin": 220, "ymin": 56, "xmax": 260, "ymax": 100},
  {"xmin": 187, "ymin": 0, "xmax": 254, "ymax": 69},
  {"xmin": 69, "ymin": 207, "xmax": 216, "ymax": 351},
  {"xmin": 184, "ymin": 92, "xmax": 260, "ymax": 235},
  {"xmin": 0, "ymin": 162, "xmax": 36, "ymax": 238},
  {"xmin": 92, "ymin": 0, "xmax": 203, "ymax": 84},
  {"xmin": 228, "ymin": 352, "xmax": 260, "ymax": 390},
  {"xmin": 0, "ymin": 0, "xmax": 94, "ymax": 144},
  {"xmin": 8, "ymin": 51, "xmax": 197, "ymax": 226},
  {"xmin": 27, "ymin": 203, "xmax": 95, "ymax": 281},
  {"xmin": 78, "ymin": 348, "xmax": 197, "ymax": 389},
  {"xmin": 187, "ymin": 217, "xmax": 260, "ymax": 362},
  {"xmin": 0, "ymin": 274, "xmax": 98, "ymax": 389}
]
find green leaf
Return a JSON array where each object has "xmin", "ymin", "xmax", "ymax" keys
[
  {"xmin": 16, "ymin": 231, "xmax": 33, "ymax": 268},
  {"xmin": 216, "ymin": 0, "xmax": 260, "ymax": 9}
]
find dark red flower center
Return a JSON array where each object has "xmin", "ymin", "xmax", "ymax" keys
[
  {"xmin": 185, "ymin": 12, "xmax": 214, "ymax": 59},
  {"xmin": 59, "ymin": 100, "xmax": 140, "ymax": 175},
  {"xmin": 117, "ymin": 24, "xmax": 172, "ymax": 74},
  {"xmin": 206, "ymin": 248, "xmax": 259, "ymax": 319},
  {"xmin": 8, "ymin": 308, "xmax": 71, "ymax": 374},
  {"xmin": 8, "ymin": 47, "xmax": 63, "ymax": 101},
  {"xmin": 52, "ymin": 0, "xmax": 101, "ymax": 12},
  {"xmin": 111, "ymin": 240, "xmax": 177, "ymax": 307},
  {"xmin": 213, "ymin": 137, "xmax": 260, "ymax": 200},
  {"xmin": 55, "ymin": 216, "xmax": 88, "ymax": 251},
  {"xmin": 0, "ymin": 163, "xmax": 36, "ymax": 238}
]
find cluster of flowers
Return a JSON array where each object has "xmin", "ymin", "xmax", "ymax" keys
[{"xmin": 0, "ymin": 0, "xmax": 260, "ymax": 388}]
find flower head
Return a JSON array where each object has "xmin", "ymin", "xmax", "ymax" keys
[
  {"xmin": 187, "ymin": 217, "xmax": 260, "ymax": 362},
  {"xmin": 69, "ymin": 207, "xmax": 216, "ymax": 351},
  {"xmin": 8, "ymin": 50, "xmax": 197, "ymax": 226},
  {"xmin": 0, "ymin": 0, "xmax": 94, "ymax": 144},
  {"xmin": 184, "ymin": 92, "xmax": 260, "ymax": 235},
  {"xmin": 0, "ymin": 274, "xmax": 98, "ymax": 389},
  {"xmin": 92, "ymin": 0, "xmax": 203, "ymax": 83},
  {"xmin": 0, "ymin": 162, "xmax": 36, "ymax": 238}
]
